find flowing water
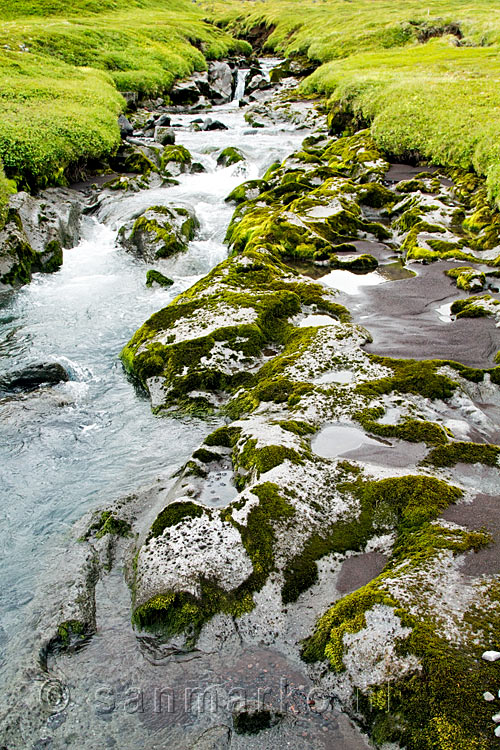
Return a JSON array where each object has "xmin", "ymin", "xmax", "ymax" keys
[
  {"xmin": 0, "ymin": 60, "xmax": 308, "ymax": 661},
  {"xmin": 0, "ymin": 63, "xmax": 375, "ymax": 750}
]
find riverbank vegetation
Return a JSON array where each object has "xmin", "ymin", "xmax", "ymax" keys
[
  {"xmin": 0, "ymin": 0, "xmax": 248, "ymax": 204},
  {"xmin": 211, "ymin": 0, "xmax": 500, "ymax": 205}
]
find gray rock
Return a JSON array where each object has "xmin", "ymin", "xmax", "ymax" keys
[
  {"xmin": 0, "ymin": 362, "xmax": 69, "ymax": 392},
  {"xmin": 0, "ymin": 190, "xmax": 82, "ymax": 286},
  {"xmin": 154, "ymin": 126, "xmax": 175, "ymax": 146},
  {"xmin": 208, "ymin": 61, "xmax": 234, "ymax": 103},
  {"xmin": 118, "ymin": 114, "xmax": 134, "ymax": 138},
  {"xmin": 169, "ymin": 80, "xmax": 200, "ymax": 106},
  {"xmin": 202, "ymin": 119, "xmax": 228, "ymax": 131},
  {"xmin": 155, "ymin": 113, "xmax": 171, "ymax": 127},
  {"xmin": 117, "ymin": 204, "xmax": 199, "ymax": 261}
]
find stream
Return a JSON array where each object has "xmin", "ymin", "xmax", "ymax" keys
[{"xmin": 0, "ymin": 60, "xmax": 373, "ymax": 749}]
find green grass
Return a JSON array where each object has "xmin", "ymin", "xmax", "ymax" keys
[
  {"xmin": 0, "ymin": 0, "xmax": 249, "ymax": 198},
  {"xmin": 210, "ymin": 0, "xmax": 500, "ymax": 206}
]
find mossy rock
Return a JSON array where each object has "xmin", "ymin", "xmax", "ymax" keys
[
  {"xmin": 217, "ymin": 147, "xmax": 245, "ymax": 168},
  {"xmin": 445, "ymin": 266, "xmax": 486, "ymax": 292},
  {"xmin": 225, "ymin": 179, "xmax": 269, "ymax": 205},
  {"xmin": 118, "ymin": 205, "xmax": 199, "ymax": 262},
  {"xmin": 146, "ymin": 269, "xmax": 174, "ymax": 288},
  {"xmin": 450, "ymin": 294, "xmax": 498, "ymax": 318},
  {"xmin": 160, "ymin": 145, "xmax": 192, "ymax": 176}
]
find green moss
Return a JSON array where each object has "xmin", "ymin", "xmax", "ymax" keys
[
  {"xmin": 283, "ymin": 474, "xmax": 461, "ymax": 605},
  {"xmin": 396, "ymin": 179, "xmax": 426, "ymax": 193},
  {"xmin": 424, "ymin": 441, "xmax": 500, "ymax": 467},
  {"xmin": 132, "ymin": 580, "xmax": 255, "ymax": 644},
  {"xmin": 134, "ymin": 482, "xmax": 295, "ymax": 641},
  {"xmin": 230, "ymin": 481, "xmax": 295, "ymax": 591},
  {"xmin": 148, "ymin": 501, "xmax": 205, "ymax": 539},
  {"xmin": 235, "ymin": 439, "xmax": 304, "ymax": 484},
  {"xmin": 355, "ymin": 407, "xmax": 449, "ymax": 447},
  {"xmin": 331, "ymin": 253, "xmax": 378, "ymax": 272},
  {"xmin": 217, "ymin": 147, "xmax": 245, "ymax": 167},
  {"xmin": 146, "ymin": 269, "xmax": 174, "ymax": 288},
  {"xmin": 204, "ymin": 424, "xmax": 242, "ymax": 448},
  {"xmin": 277, "ymin": 419, "xmax": 316, "ymax": 436},
  {"xmin": 56, "ymin": 619, "xmax": 86, "ymax": 649},
  {"xmin": 160, "ymin": 144, "xmax": 192, "ymax": 173},
  {"xmin": 123, "ymin": 150, "xmax": 157, "ymax": 176},
  {"xmin": 445, "ymin": 266, "xmax": 486, "ymax": 292},
  {"xmin": 355, "ymin": 356, "xmax": 458, "ymax": 401},
  {"xmin": 450, "ymin": 295, "xmax": 498, "ymax": 318},
  {"xmin": 225, "ymin": 179, "xmax": 269, "ymax": 204},
  {"xmin": 83, "ymin": 510, "xmax": 132, "ymax": 540}
]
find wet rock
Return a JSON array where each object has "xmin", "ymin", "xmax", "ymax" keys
[
  {"xmin": 245, "ymin": 74, "xmax": 272, "ymax": 95},
  {"xmin": 208, "ymin": 61, "xmax": 234, "ymax": 103},
  {"xmin": 202, "ymin": 119, "xmax": 228, "ymax": 131},
  {"xmin": 155, "ymin": 113, "xmax": 171, "ymax": 127},
  {"xmin": 110, "ymin": 143, "xmax": 160, "ymax": 175},
  {"xmin": 118, "ymin": 204, "xmax": 199, "ymax": 261},
  {"xmin": 0, "ymin": 362, "xmax": 69, "ymax": 392},
  {"xmin": 169, "ymin": 80, "xmax": 200, "ymax": 106},
  {"xmin": 154, "ymin": 126, "xmax": 175, "ymax": 146},
  {"xmin": 217, "ymin": 147, "xmax": 244, "ymax": 167},
  {"xmin": 121, "ymin": 91, "xmax": 138, "ymax": 110},
  {"xmin": 0, "ymin": 189, "xmax": 82, "ymax": 287},
  {"xmin": 118, "ymin": 114, "xmax": 134, "ymax": 138},
  {"xmin": 159, "ymin": 144, "xmax": 193, "ymax": 176},
  {"xmin": 146, "ymin": 269, "xmax": 174, "ymax": 288},
  {"xmin": 225, "ymin": 179, "xmax": 269, "ymax": 204}
]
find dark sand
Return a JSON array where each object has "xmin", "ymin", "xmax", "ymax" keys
[
  {"xmin": 442, "ymin": 493, "xmax": 500, "ymax": 576},
  {"xmin": 349, "ymin": 262, "xmax": 499, "ymax": 368},
  {"xmin": 336, "ymin": 552, "xmax": 388, "ymax": 595}
]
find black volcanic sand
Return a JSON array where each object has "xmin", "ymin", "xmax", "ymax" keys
[
  {"xmin": 441, "ymin": 493, "xmax": 500, "ymax": 577},
  {"xmin": 344, "ymin": 261, "xmax": 499, "ymax": 368},
  {"xmin": 384, "ymin": 163, "xmax": 440, "ymax": 183},
  {"xmin": 336, "ymin": 552, "xmax": 388, "ymax": 595}
]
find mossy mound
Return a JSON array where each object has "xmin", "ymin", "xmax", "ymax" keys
[
  {"xmin": 160, "ymin": 145, "xmax": 193, "ymax": 177},
  {"xmin": 217, "ymin": 147, "xmax": 245, "ymax": 167},
  {"xmin": 118, "ymin": 205, "xmax": 199, "ymax": 262},
  {"xmin": 224, "ymin": 130, "xmax": 392, "ymax": 264},
  {"xmin": 225, "ymin": 179, "xmax": 269, "ymax": 205},
  {"xmin": 446, "ymin": 266, "xmax": 486, "ymax": 292}
]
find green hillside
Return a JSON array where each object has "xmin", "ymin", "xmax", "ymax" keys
[
  {"xmin": 212, "ymin": 0, "xmax": 500, "ymax": 204},
  {"xmin": 0, "ymin": 0, "xmax": 249, "ymax": 219}
]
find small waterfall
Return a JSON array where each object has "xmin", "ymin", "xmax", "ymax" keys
[{"xmin": 233, "ymin": 68, "xmax": 249, "ymax": 100}]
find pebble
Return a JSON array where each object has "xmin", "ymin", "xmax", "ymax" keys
[
  {"xmin": 482, "ymin": 651, "xmax": 500, "ymax": 662},
  {"xmin": 484, "ymin": 692, "xmax": 496, "ymax": 701}
]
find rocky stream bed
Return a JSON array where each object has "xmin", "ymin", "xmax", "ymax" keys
[{"xmin": 1, "ymin": 58, "xmax": 500, "ymax": 750}]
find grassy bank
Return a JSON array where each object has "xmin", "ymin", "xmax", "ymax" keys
[
  {"xmin": 0, "ymin": 0, "xmax": 248, "ymax": 217},
  {"xmin": 211, "ymin": 0, "xmax": 500, "ymax": 204}
]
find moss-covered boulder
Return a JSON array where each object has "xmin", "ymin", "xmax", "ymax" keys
[
  {"xmin": 118, "ymin": 205, "xmax": 199, "ymax": 262},
  {"xmin": 0, "ymin": 189, "xmax": 81, "ymax": 287},
  {"xmin": 225, "ymin": 179, "xmax": 269, "ymax": 205},
  {"xmin": 146, "ymin": 269, "xmax": 174, "ymax": 288},
  {"xmin": 160, "ymin": 144, "xmax": 193, "ymax": 177},
  {"xmin": 217, "ymin": 147, "xmax": 245, "ymax": 168}
]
